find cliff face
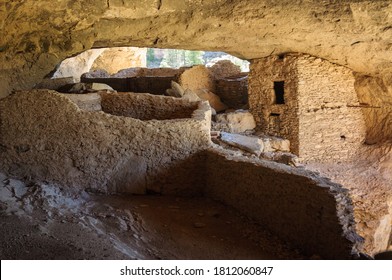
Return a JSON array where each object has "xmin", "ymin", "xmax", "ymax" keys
[{"xmin": 1, "ymin": 0, "xmax": 392, "ymax": 98}]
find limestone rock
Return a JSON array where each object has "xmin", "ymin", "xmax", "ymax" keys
[
  {"xmin": 35, "ymin": 77, "xmax": 77, "ymax": 90},
  {"xmin": 91, "ymin": 47, "xmax": 147, "ymax": 75},
  {"xmin": 182, "ymin": 89, "xmax": 201, "ymax": 102},
  {"xmin": 166, "ymin": 81, "xmax": 184, "ymax": 98},
  {"xmin": 2, "ymin": 1, "xmax": 392, "ymax": 99},
  {"xmin": 209, "ymin": 60, "xmax": 242, "ymax": 80},
  {"xmin": 82, "ymin": 69, "xmax": 111, "ymax": 79},
  {"xmin": 112, "ymin": 67, "xmax": 142, "ymax": 78},
  {"xmin": 64, "ymin": 93, "xmax": 102, "ymax": 112},
  {"xmin": 53, "ymin": 49, "xmax": 106, "ymax": 81},
  {"xmin": 195, "ymin": 89, "xmax": 227, "ymax": 112},
  {"xmin": 62, "ymin": 83, "xmax": 114, "ymax": 93},
  {"xmin": 260, "ymin": 136, "xmax": 291, "ymax": 152},
  {"xmin": 179, "ymin": 65, "xmax": 215, "ymax": 93},
  {"xmin": 214, "ymin": 110, "xmax": 256, "ymax": 133},
  {"xmin": 220, "ymin": 132, "xmax": 264, "ymax": 156}
]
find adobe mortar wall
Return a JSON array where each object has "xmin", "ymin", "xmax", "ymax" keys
[
  {"xmin": 296, "ymin": 56, "xmax": 366, "ymax": 162},
  {"xmin": 249, "ymin": 54, "xmax": 366, "ymax": 162},
  {"xmin": 204, "ymin": 148, "xmax": 363, "ymax": 259},
  {"xmin": 248, "ymin": 55, "xmax": 300, "ymax": 154},
  {"xmin": 0, "ymin": 90, "xmax": 211, "ymax": 195},
  {"xmin": 100, "ymin": 92, "xmax": 198, "ymax": 120}
]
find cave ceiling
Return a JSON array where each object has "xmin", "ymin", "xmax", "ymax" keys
[{"xmin": 1, "ymin": 0, "xmax": 392, "ymax": 97}]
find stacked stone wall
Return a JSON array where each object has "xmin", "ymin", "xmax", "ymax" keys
[
  {"xmin": 248, "ymin": 55, "xmax": 300, "ymax": 154},
  {"xmin": 296, "ymin": 55, "xmax": 366, "ymax": 162},
  {"xmin": 249, "ymin": 54, "xmax": 366, "ymax": 162}
]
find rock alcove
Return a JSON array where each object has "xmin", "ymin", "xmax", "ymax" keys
[{"xmin": 1, "ymin": 0, "xmax": 392, "ymax": 259}]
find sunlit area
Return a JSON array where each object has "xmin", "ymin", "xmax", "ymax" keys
[{"xmin": 147, "ymin": 48, "xmax": 250, "ymax": 71}]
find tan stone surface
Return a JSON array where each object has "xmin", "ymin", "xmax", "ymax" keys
[
  {"xmin": 354, "ymin": 74, "xmax": 392, "ymax": 145},
  {"xmin": 195, "ymin": 89, "xmax": 227, "ymax": 112},
  {"xmin": 214, "ymin": 110, "xmax": 256, "ymax": 133},
  {"xmin": 179, "ymin": 65, "xmax": 215, "ymax": 93},
  {"xmin": 249, "ymin": 54, "xmax": 366, "ymax": 162},
  {"xmin": 205, "ymin": 148, "xmax": 363, "ymax": 259},
  {"xmin": 52, "ymin": 49, "xmax": 106, "ymax": 81},
  {"xmin": 209, "ymin": 60, "xmax": 241, "ymax": 80},
  {"xmin": 64, "ymin": 93, "xmax": 102, "ymax": 112},
  {"xmin": 100, "ymin": 91, "xmax": 199, "ymax": 121},
  {"xmin": 91, "ymin": 47, "xmax": 147, "ymax": 74},
  {"xmin": 2, "ymin": 0, "xmax": 392, "ymax": 99},
  {"xmin": 306, "ymin": 143, "xmax": 392, "ymax": 255},
  {"xmin": 0, "ymin": 90, "xmax": 211, "ymax": 194}
]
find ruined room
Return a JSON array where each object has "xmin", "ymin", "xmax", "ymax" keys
[{"xmin": 0, "ymin": 0, "xmax": 391, "ymax": 260}]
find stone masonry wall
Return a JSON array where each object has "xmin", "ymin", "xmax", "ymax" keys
[
  {"xmin": 249, "ymin": 54, "xmax": 366, "ymax": 162},
  {"xmin": 248, "ymin": 55, "xmax": 300, "ymax": 154},
  {"xmin": 0, "ymin": 90, "xmax": 211, "ymax": 195},
  {"xmin": 296, "ymin": 55, "xmax": 366, "ymax": 162},
  {"xmin": 100, "ymin": 92, "xmax": 198, "ymax": 121},
  {"xmin": 205, "ymin": 148, "xmax": 363, "ymax": 259}
]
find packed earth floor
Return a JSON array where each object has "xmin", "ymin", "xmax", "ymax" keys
[{"xmin": 0, "ymin": 173, "xmax": 303, "ymax": 260}]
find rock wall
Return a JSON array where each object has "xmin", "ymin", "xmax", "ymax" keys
[
  {"xmin": 91, "ymin": 47, "xmax": 147, "ymax": 74},
  {"xmin": 2, "ymin": 0, "xmax": 392, "ymax": 99},
  {"xmin": 354, "ymin": 74, "xmax": 392, "ymax": 144},
  {"xmin": 205, "ymin": 148, "xmax": 363, "ymax": 259},
  {"xmin": 0, "ymin": 90, "xmax": 367, "ymax": 258},
  {"xmin": 52, "ymin": 47, "xmax": 147, "ymax": 81},
  {"xmin": 100, "ymin": 92, "xmax": 199, "ymax": 121},
  {"xmin": 52, "ymin": 49, "xmax": 106, "ymax": 81},
  {"xmin": 296, "ymin": 55, "xmax": 366, "ymax": 162},
  {"xmin": 249, "ymin": 54, "xmax": 366, "ymax": 162},
  {"xmin": 0, "ymin": 90, "xmax": 211, "ymax": 195},
  {"xmin": 249, "ymin": 55, "xmax": 300, "ymax": 154}
]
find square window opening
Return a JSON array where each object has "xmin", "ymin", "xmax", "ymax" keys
[{"xmin": 274, "ymin": 81, "xmax": 285, "ymax": 104}]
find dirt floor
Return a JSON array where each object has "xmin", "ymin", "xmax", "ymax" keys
[{"xmin": 0, "ymin": 173, "xmax": 303, "ymax": 260}]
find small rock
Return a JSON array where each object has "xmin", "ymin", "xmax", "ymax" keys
[
  {"xmin": 214, "ymin": 110, "xmax": 256, "ymax": 133},
  {"xmin": 8, "ymin": 179, "xmax": 28, "ymax": 198},
  {"xmin": 220, "ymin": 132, "xmax": 264, "ymax": 156}
]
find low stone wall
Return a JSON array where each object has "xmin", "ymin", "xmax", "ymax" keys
[
  {"xmin": 0, "ymin": 90, "xmax": 211, "ymax": 195},
  {"xmin": 101, "ymin": 92, "xmax": 199, "ymax": 120},
  {"xmin": 204, "ymin": 148, "xmax": 363, "ymax": 259},
  {"xmin": 0, "ymin": 89, "xmax": 364, "ymax": 258},
  {"xmin": 215, "ymin": 74, "xmax": 248, "ymax": 109}
]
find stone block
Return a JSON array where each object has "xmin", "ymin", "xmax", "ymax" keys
[
  {"xmin": 35, "ymin": 77, "xmax": 76, "ymax": 90},
  {"xmin": 214, "ymin": 110, "xmax": 256, "ymax": 133},
  {"xmin": 195, "ymin": 89, "xmax": 227, "ymax": 112},
  {"xmin": 220, "ymin": 132, "xmax": 264, "ymax": 156}
]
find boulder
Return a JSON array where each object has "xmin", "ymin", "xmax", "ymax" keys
[
  {"xmin": 182, "ymin": 89, "xmax": 201, "ymax": 102},
  {"xmin": 195, "ymin": 89, "xmax": 227, "ymax": 112},
  {"xmin": 220, "ymin": 132, "xmax": 264, "ymax": 156},
  {"xmin": 209, "ymin": 60, "xmax": 242, "ymax": 80},
  {"xmin": 214, "ymin": 110, "xmax": 256, "ymax": 133},
  {"xmin": 179, "ymin": 65, "xmax": 215, "ymax": 92},
  {"xmin": 166, "ymin": 81, "xmax": 184, "ymax": 98}
]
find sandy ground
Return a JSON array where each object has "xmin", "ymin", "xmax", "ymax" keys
[{"xmin": 0, "ymin": 173, "xmax": 303, "ymax": 260}]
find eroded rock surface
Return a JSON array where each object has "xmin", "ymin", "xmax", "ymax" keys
[{"xmin": 1, "ymin": 0, "xmax": 392, "ymax": 98}]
